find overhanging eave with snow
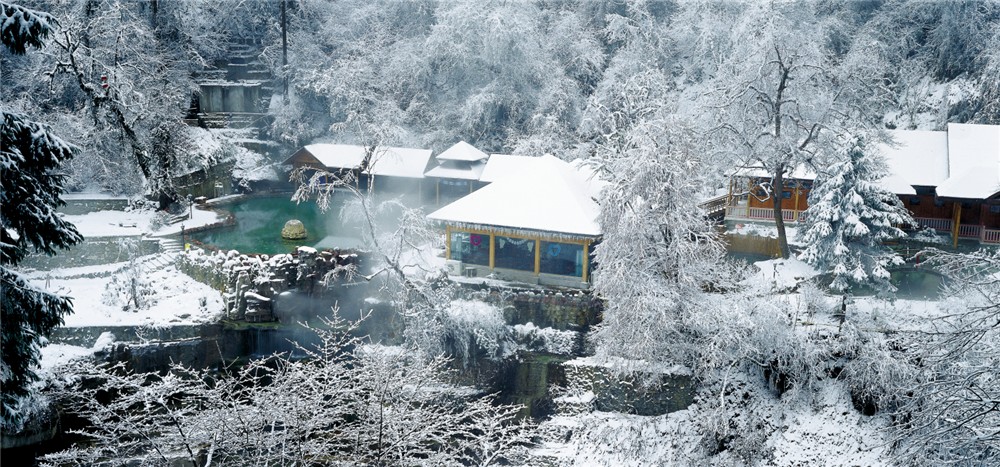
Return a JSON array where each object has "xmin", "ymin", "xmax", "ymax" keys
[{"xmin": 428, "ymin": 155, "xmax": 603, "ymax": 288}]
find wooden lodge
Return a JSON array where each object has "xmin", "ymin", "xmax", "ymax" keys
[
  {"xmin": 423, "ymin": 141, "xmax": 490, "ymax": 205},
  {"xmin": 724, "ymin": 123, "xmax": 1000, "ymax": 246},
  {"xmin": 283, "ymin": 144, "xmax": 434, "ymax": 194},
  {"xmin": 428, "ymin": 155, "xmax": 604, "ymax": 289}
]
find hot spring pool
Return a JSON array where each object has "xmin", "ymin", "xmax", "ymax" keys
[{"xmin": 191, "ymin": 195, "xmax": 365, "ymax": 255}]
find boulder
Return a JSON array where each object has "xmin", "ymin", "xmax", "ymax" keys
[{"xmin": 281, "ymin": 219, "xmax": 307, "ymax": 240}]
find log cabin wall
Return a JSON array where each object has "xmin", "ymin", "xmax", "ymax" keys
[
  {"xmin": 980, "ymin": 202, "xmax": 1000, "ymax": 229},
  {"xmin": 745, "ymin": 178, "xmax": 812, "ymax": 212},
  {"xmin": 899, "ymin": 190, "xmax": 953, "ymax": 220}
]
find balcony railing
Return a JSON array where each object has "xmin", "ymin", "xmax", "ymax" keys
[
  {"xmin": 914, "ymin": 217, "xmax": 952, "ymax": 232},
  {"xmin": 726, "ymin": 210, "xmax": 1000, "ymax": 245},
  {"xmin": 984, "ymin": 229, "xmax": 1000, "ymax": 244},
  {"xmin": 725, "ymin": 205, "xmax": 807, "ymax": 223}
]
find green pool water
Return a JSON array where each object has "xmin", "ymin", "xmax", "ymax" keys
[{"xmin": 191, "ymin": 195, "xmax": 366, "ymax": 255}]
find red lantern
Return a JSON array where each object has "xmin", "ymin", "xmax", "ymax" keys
[{"xmin": 100, "ymin": 75, "xmax": 108, "ymax": 89}]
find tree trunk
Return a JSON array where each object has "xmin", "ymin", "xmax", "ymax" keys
[{"xmin": 773, "ymin": 165, "xmax": 790, "ymax": 258}]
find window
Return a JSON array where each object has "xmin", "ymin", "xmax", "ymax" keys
[
  {"xmin": 909, "ymin": 197, "xmax": 921, "ymax": 205},
  {"xmin": 494, "ymin": 236, "xmax": 535, "ymax": 272},
  {"xmin": 934, "ymin": 197, "xmax": 944, "ymax": 207},
  {"xmin": 540, "ymin": 241, "xmax": 584, "ymax": 277},
  {"xmin": 782, "ymin": 191, "xmax": 792, "ymax": 199},
  {"xmin": 991, "ymin": 205, "xmax": 1000, "ymax": 214},
  {"xmin": 449, "ymin": 231, "xmax": 491, "ymax": 266}
]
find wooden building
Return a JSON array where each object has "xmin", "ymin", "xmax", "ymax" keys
[
  {"xmin": 428, "ymin": 155, "xmax": 605, "ymax": 289},
  {"xmin": 724, "ymin": 123, "xmax": 1000, "ymax": 246},
  {"xmin": 423, "ymin": 141, "xmax": 489, "ymax": 205},
  {"xmin": 283, "ymin": 144, "xmax": 433, "ymax": 194}
]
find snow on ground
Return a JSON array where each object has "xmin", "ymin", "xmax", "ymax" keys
[
  {"xmin": 768, "ymin": 381, "xmax": 890, "ymax": 466},
  {"xmin": 744, "ymin": 257, "xmax": 820, "ymax": 290},
  {"xmin": 535, "ymin": 409, "xmax": 706, "ymax": 466},
  {"xmin": 61, "ymin": 209, "xmax": 157, "ymax": 237},
  {"xmin": 39, "ymin": 343, "xmax": 95, "ymax": 371},
  {"xmin": 62, "ymin": 205, "xmax": 222, "ymax": 238},
  {"xmin": 151, "ymin": 206, "xmax": 224, "ymax": 237},
  {"xmin": 729, "ymin": 222, "xmax": 804, "ymax": 246},
  {"xmin": 565, "ymin": 355, "xmax": 692, "ymax": 377},
  {"xmin": 26, "ymin": 257, "xmax": 225, "ymax": 327}
]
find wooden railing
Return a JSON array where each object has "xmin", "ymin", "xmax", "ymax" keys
[
  {"xmin": 914, "ymin": 217, "xmax": 952, "ymax": 232},
  {"xmin": 983, "ymin": 229, "xmax": 1000, "ymax": 244},
  {"xmin": 959, "ymin": 224, "xmax": 982, "ymax": 238},
  {"xmin": 699, "ymin": 195, "xmax": 729, "ymax": 219},
  {"xmin": 725, "ymin": 205, "xmax": 806, "ymax": 223},
  {"xmin": 725, "ymin": 208, "xmax": 1000, "ymax": 244}
]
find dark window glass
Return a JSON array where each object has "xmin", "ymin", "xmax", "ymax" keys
[
  {"xmin": 909, "ymin": 197, "xmax": 921, "ymax": 205},
  {"xmin": 782, "ymin": 191, "xmax": 792, "ymax": 199},
  {"xmin": 494, "ymin": 236, "xmax": 535, "ymax": 272},
  {"xmin": 450, "ymin": 231, "xmax": 491, "ymax": 266},
  {"xmin": 540, "ymin": 241, "xmax": 584, "ymax": 277},
  {"xmin": 991, "ymin": 205, "xmax": 1000, "ymax": 214}
]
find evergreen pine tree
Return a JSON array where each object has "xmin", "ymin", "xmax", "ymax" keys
[
  {"xmin": 797, "ymin": 137, "xmax": 913, "ymax": 292},
  {"xmin": 1, "ymin": 2, "xmax": 82, "ymax": 428}
]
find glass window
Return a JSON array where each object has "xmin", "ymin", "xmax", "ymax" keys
[
  {"xmin": 909, "ymin": 196, "xmax": 921, "ymax": 205},
  {"xmin": 494, "ymin": 236, "xmax": 535, "ymax": 271},
  {"xmin": 450, "ymin": 231, "xmax": 490, "ymax": 266},
  {"xmin": 782, "ymin": 191, "xmax": 792, "ymax": 199},
  {"xmin": 991, "ymin": 205, "xmax": 1000, "ymax": 214},
  {"xmin": 540, "ymin": 241, "xmax": 584, "ymax": 277}
]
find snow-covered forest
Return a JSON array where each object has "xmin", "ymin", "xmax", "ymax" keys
[{"xmin": 3, "ymin": 0, "xmax": 1000, "ymax": 465}]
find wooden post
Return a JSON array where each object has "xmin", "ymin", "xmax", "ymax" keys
[
  {"xmin": 793, "ymin": 183, "xmax": 800, "ymax": 222},
  {"xmin": 952, "ymin": 202, "xmax": 962, "ymax": 248},
  {"xmin": 582, "ymin": 241, "xmax": 590, "ymax": 284},
  {"xmin": 445, "ymin": 225, "xmax": 451, "ymax": 260},
  {"xmin": 726, "ymin": 178, "xmax": 734, "ymax": 209},
  {"xmin": 534, "ymin": 239, "xmax": 541, "ymax": 275},
  {"xmin": 488, "ymin": 232, "xmax": 495, "ymax": 270}
]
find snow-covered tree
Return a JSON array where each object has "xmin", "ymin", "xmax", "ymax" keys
[
  {"xmin": 885, "ymin": 248, "xmax": 1000, "ymax": 465},
  {"xmin": 591, "ymin": 114, "xmax": 725, "ymax": 364},
  {"xmin": 797, "ymin": 138, "xmax": 912, "ymax": 292},
  {"xmin": 43, "ymin": 314, "xmax": 533, "ymax": 466},
  {"xmin": 0, "ymin": 2, "xmax": 82, "ymax": 429},
  {"xmin": 101, "ymin": 238, "xmax": 154, "ymax": 312},
  {"xmin": 701, "ymin": 2, "xmax": 891, "ymax": 258}
]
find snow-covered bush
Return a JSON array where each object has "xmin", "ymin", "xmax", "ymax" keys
[
  {"xmin": 512, "ymin": 322, "xmax": 578, "ymax": 355},
  {"xmin": 43, "ymin": 313, "xmax": 534, "ymax": 466},
  {"xmin": 101, "ymin": 238, "xmax": 154, "ymax": 312},
  {"xmin": 440, "ymin": 299, "xmax": 512, "ymax": 366}
]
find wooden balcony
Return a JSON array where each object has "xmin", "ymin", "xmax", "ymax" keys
[
  {"xmin": 725, "ymin": 205, "xmax": 808, "ymax": 224},
  {"xmin": 724, "ymin": 208, "xmax": 1000, "ymax": 245}
]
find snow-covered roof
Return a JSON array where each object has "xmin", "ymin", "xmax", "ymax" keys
[
  {"xmin": 428, "ymin": 155, "xmax": 602, "ymax": 238},
  {"xmin": 479, "ymin": 154, "xmax": 544, "ymax": 183},
  {"xmin": 366, "ymin": 146, "xmax": 433, "ymax": 179},
  {"xmin": 295, "ymin": 144, "xmax": 432, "ymax": 179},
  {"xmin": 729, "ymin": 125, "xmax": 1000, "ymax": 199},
  {"xmin": 876, "ymin": 130, "xmax": 949, "ymax": 187},
  {"xmin": 436, "ymin": 141, "xmax": 489, "ymax": 162},
  {"xmin": 424, "ymin": 160, "xmax": 487, "ymax": 180},
  {"xmin": 300, "ymin": 144, "xmax": 366, "ymax": 168},
  {"xmin": 936, "ymin": 123, "xmax": 1000, "ymax": 199}
]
